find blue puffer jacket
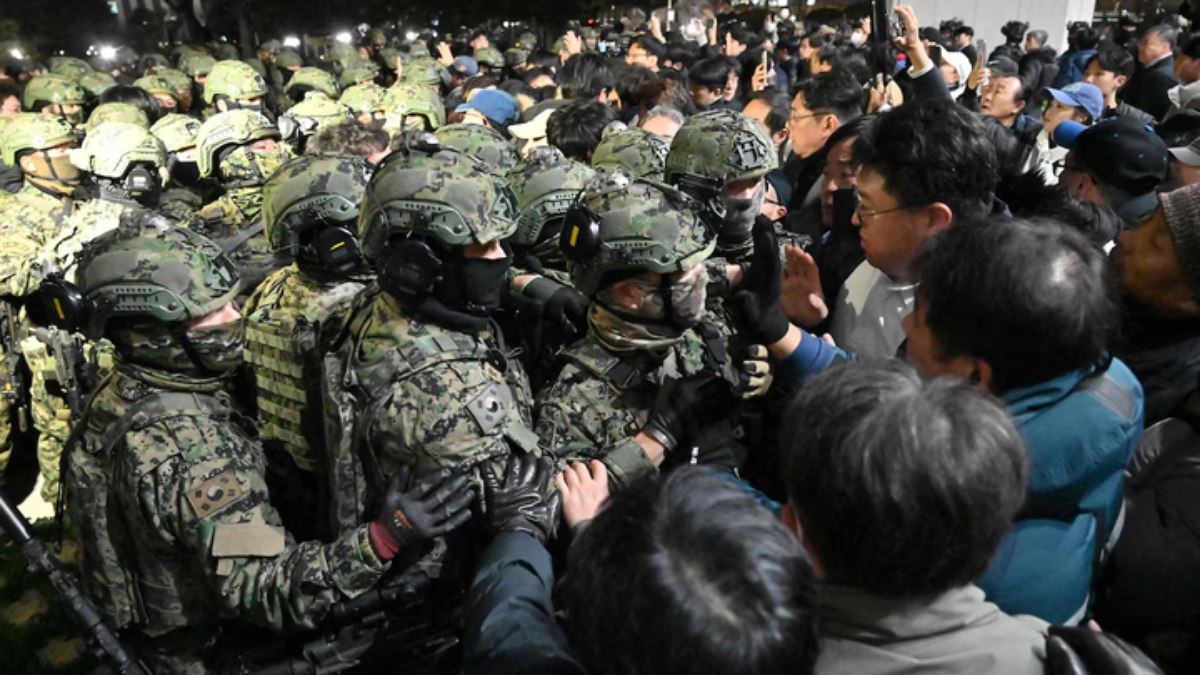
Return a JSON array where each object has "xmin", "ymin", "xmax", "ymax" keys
[
  {"xmin": 978, "ymin": 358, "xmax": 1143, "ymax": 624},
  {"xmin": 1055, "ymin": 49, "xmax": 1096, "ymax": 88}
]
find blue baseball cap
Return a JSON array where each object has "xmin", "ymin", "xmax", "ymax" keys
[
  {"xmin": 455, "ymin": 89, "xmax": 519, "ymax": 126},
  {"xmin": 451, "ymin": 55, "xmax": 479, "ymax": 78},
  {"xmin": 1044, "ymin": 82, "xmax": 1104, "ymax": 121}
]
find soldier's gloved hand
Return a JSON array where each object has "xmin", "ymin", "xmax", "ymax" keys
[
  {"xmin": 643, "ymin": 373, "xmax": 737, "ymax": 452},
  {"xmin": 482, "ymin": 454, "xmax": 562, "ymax": 544},
  {"xmin": 542, "ymin": 286, "xmax": 590, "ymax": 337},
  {"xmin": 369, "ymin": 466, "xmax": 474, "ymax": 561},
  {"xmin": 739, "ymin": 345, "xmax": 774, "ymax": 399},
  {"xmin": 729, "ymin": 218, "xmax": 790, "ymax": 345}
]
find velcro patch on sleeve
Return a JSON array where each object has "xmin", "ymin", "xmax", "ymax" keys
[{"xmin": 211, "ymin": 522, "xmax": 286, "ymax": 558}]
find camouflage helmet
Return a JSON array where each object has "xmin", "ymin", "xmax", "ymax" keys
[
  {"xmin": 78, "ymin": 71, "xmax": 119, "ymax": 98},
  {"xmin": 473, "ymin": 47, "xmax": 504, "ymax": 69},
  {"xmin": 48, "ymin": 56, "xmax": 93, "ymax": 80},
  {"xmin": 510, "ymin": 147, "xmax": 596, "ymax": 249},
  {"xmin": 76, "ymin": 219, "xmax": 240, "ymax": 337},
  {"xmin": 339, "ymin": 82, "xmax": 386, "ymax": 116},
  {"xmin": 326, "ymin": 43, "xmax": 356, "ymax": 67},
  {"xmin": 399, "ymin": 62, "xmax": 444, "ymax": 86},
  {"xmin": 259, "ymin": 39, "xmax": 283, "ymax": 56},
  {"xmin": 407, "ymin": 40, "xmax": 431, "ymax": 59},
  {"xmin": 133, "ymin": 74, "xmax": 178, "ymax": 102},
  {"xmin": 591, "ymin": 126, "xmax": 670, "ymax": 181},
  {"xmin": 212, "ymin": 43, "xmax": 240, "ymax": 62},
  {"xmin": 150, "ymin": 113, "xmax": 202, "ymax": 152},
  {"xmin": 195, "ymin": 109, "xmax": 280, "ymax": 178},
  {"xmin": 71, "ymin": 121, "xmax": 167, "ymax": 178},
  {"xmin": 434, "ymin": 122, "xmax": 519, "ymax": 175},
  {"xmin": 339, "ymin": 59, "xmax": 380, "ymax": 88},
  {"xmin": 285, "ymin": 66, "xmax": 340, "ymax": 101},
  {"xmin": 275, "ymin": 49, "xmax": 304, "ymax": 69},
  {"xmin": 179, "ymin": 53, "xmax": 217, "ymax": 78},
  {"xmin": 563, "ymin": 174, "xmax": 715, "ymax": 297},
  {"xmin": 138, "ymin": 53, "xmax": 171, "ymax": 72},
  {"xmin": 382, "ymin": 84, "xmax": 446, "ymax": 131},
  {"xmin": 262, "ymin": 155, "xmax": 371, "ymax": 252},
  {"xmin": 518, "ymin": 31, "xmax": 539, "ymax": 49},
  {"xmin": 279, "ymin": 94, "xmax": 353, "ymax": 140},
  {"xmin": 22, "ymin": 75, "xmax": 87, "ymax": 109},
  {"xmin": 358, "ymin": 148, "xmax": 518, "ymax": 264},
  {"xmin": 1, "ymin": 113, "xmax": 76, "ymax": 166},
  {"xmin": 86, "ymin": 102, "xmax": 150, "ymax": 130},
  {"xmin": 664, "ymin": 109, "xmax": 777, "ymax": 186},
  {"xmin": 113, "ymin": 46, "xmax": 141, "ymax": 68},
  {"xmin": 152, "ymin": 68, "xmax": 192, "ymax": 96},
  {"xmin": 504, "ymin": 48, "xmax": 528, "ymax": 69},
  {"xmin": 203, "ymin": 60, "xmax": 269, "ymax": 104}
]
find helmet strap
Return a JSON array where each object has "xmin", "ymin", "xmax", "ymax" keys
[{"xmin": 169, "ymin": 322, "xmax": 218, "ymax": 377}]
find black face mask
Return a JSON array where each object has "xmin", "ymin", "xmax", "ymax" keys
[
  {"xmin": 436, "ymin": 255, "xmax": 510, "ymax": 316},
  {"xmin": 169, "ymin": 159, "xmax": 202, "ymax": 188}
]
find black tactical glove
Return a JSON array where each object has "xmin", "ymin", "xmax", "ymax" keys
[
  {"xmin": 542, "ymin": 285, "xmax": 590, "ymax": 337},
  {"xmin": 729, "ymin": 218, "xmax": 790, "ymax": 345},
  {"xmin": 482, "ymin": 454, "xmax": 562, "ymax": 543},
  {"xmin": 371, "ymin": 466, "xmax": 474, "ymax": 559},
  {"xmin": 643, "ymin": 373, "xmax": 739, "ymax": 451},
  {"xmin": 738, "ymin": 345, "xmax": 774, "ymax": 399}
]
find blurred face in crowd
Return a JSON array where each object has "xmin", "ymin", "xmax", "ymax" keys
[
  {"xmin": 723, "ymin": 70, "xmax": 740, "ymax": 101},
  {"xmin": 1083, "ymin": 60, "xmax": 1127, "ymax": 101},
  {"xmin": 688, "ymin": 82, "xmax": 722, "ymax": 108},
  {"xmin": 1139, "ymin": 30, "xmax": 1171, "ymax": 66},
  {"xmin": 853, "ymin": 166, "xmax": 950, "ymax": 281},
  {"xmin": 1042, "ymin": 99, "xmax": 1088, "ymax": 137},
  {"xmin": 0, "ymin": 94, "xmax": 20, "ymax": 117},
  {"xmin": 798, "ymin": 37, "xmax": 814, "ymax": 61},
  {"xmin": 939, "ymin": 63, "xmax": 962, "ymax": 89},
  {"xmin": 954, "ymin": 33, "xmax": 971, "ymax": 48},
  {"xmin": 762, "ymin": 180, "xmax": 787, "ymax": 222},
  {"xmin": 1175, "ymin": 53, "xmax": 1200, "ymax": 84},
  {"xmin": 788, "ymin": 91, "xmax": 838, "ymax": 160},
  {"xmin": 743, "ymin": 98, "xmax": 788, "ymax": 150},
  {"xmin": 820, "ymin": 136, "xmax": 858, "ymax": 227},
  {"xmin": 1115, "ymin": 206, "xmax": 1200, "ymax": 317},
  {"xmin": 980, "ymin": 76, "xmax": 1025, "ymax": 125},
  {"xmin": 627, "ymin": 43, "xmax": 658, "ymax": 71}
]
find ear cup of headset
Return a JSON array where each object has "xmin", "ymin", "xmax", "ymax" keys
[
  {"xmin": 307, "ymin": 226, "xmax": 364, "ymax": 276},
  {"xmin": 377, "ymin": 238, "xmax": 444, "ymax": 303}
]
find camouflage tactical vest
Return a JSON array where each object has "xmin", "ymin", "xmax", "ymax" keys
[
  {"xmin": 67, "ymin": 373, "xmax": 250, "ymax": 632},
  {"xmin": 244, "ymin": 269, "xmax": 365, "ymax": 472},
  {"xmin": 320, "ymin": 293, "xmax": 538, "ymax": 536}
]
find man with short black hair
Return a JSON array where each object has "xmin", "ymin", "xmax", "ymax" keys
[
  {"xmin": 1083, "ymin": 44, "xmax": 1155, "ymax": 124},
  {"xmin": 1175, "ymin": 33, "xmax": 1200, "ymax": 84},
  {"xmin": 626, "ymin": 34, "xmax": 663, "ymax": 72},
  {"xmin": 743, "ymin": 90, "xmax": 792, "ymax": 164},
  {"xmin": 953, "ymin": 26, "xmax": 977, "ymax": 65},
  {"xmin": 781, "ymin": 360, "xmax": 1046, "ymax": 674},
  {"xmin": 686, "ymin": 56, "xmax": 737, "ymax": 111},
  {"xmin": 558, "ymin": 53, "xmax": 616, "ymax": 104},
  {"xmin": 782, "ymin": 67, "xmax": 863, "ymax": 212},
  {"xmin": 1124, "ymin": 24, "xmax": 1180, "ymax": 120},
  {"xmin": 546, "ymin": 99, "xmax": 619, "ymax": 162}
]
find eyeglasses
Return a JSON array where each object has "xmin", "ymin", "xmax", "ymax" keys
[
  {"xmin": 790, "ymin": 111, "xmax": 830, "ymax": 122},
  {"xmin": 855, "ymin": 201, "xmax": 910, "ymax": 222}
]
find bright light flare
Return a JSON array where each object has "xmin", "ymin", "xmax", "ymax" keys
[
  {"xmin": 335, "ymin": 32, "xmax": 352, "ymax": 44},
  {"xmin": 283, "ymin": 35, "xmax": 301, "ymax": 48},
  {"xmin": 99, "ymin": 45, "xmax": 117, "ymax": 60}
]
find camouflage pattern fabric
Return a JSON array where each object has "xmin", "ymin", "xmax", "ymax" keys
[
  {"xmin": 382, "ymin": 84, "xmax": 446, "ymax": 132},
  {"xmin": 203, "ymin": 60, "xmax": 269, "ymax": 104},
  {"xmin": 22, "ymin": 76, "xmax": 87, "ymax": 110},
  {"xmin": 591, "ymin": 127, "xmax": 670, "ymax": 182},
  {"xmin": 189, "ymin": 190, "xmax": 281, "ymax": 301},
  {"xmin": 49, "ymin": 56, "xmax": 93, "ymax": 81},
  {"xmin": 339, "ymin": 82, "xmax": 386, "ymax": 118},
  {"xmin": 535, "ymin": 325, "xmax": 738, "ymax": 490},
  {"xmin": 663, "ymin": 108, "xmax": 778, "ymax": 185},
  {"xmin": 77, "ymin": 71, "xmax": 118, "ymax": 99},
  {"xmin": 84, "ymin": 102, "xmax": 150, "ymax": 131},
  {"xmin": 285, "ymin": 67, "xmax": 340, "ymax": 101},
  {"xmin": 66, "ymin": 361, "xmax": 387, "ymax": 675},
  {"xmin": 473, "ymin": 47, "xmax": 504, "ymax": 69},
  {"xmin": 509, "ymin": 148, "xmax": 595, "ymax": 254},
  {"xmin": 433, "ymin": 122, "xmax": 519, "ymax": 175}
]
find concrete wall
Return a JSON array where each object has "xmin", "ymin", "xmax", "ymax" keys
[{"xmin": 905, "ymin": 0, "xmax": 1097, "ymax": 57}]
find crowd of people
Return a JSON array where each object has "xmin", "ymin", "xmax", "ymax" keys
[{"xmin": 0, "ymin": 2, "xmax": 1198, "ymax": 674}]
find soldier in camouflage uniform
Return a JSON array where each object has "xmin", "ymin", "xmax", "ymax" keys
[
  {"xmin": 508, "ymin": 146, "xmax": 596, "ymax": 283},
  {"xmin": 133, "ymin": 73, "xmax": 181, "ymax": 114},
  {"xmin": 152, "ymin": 67, "xmax": 196, "ymax": 114},
  {"xmin": 85, "ymin": 101, "xmax": 149, "ymax": 130},
  {"xmin": 591, "ymin": 125, "xmax": 670, "ymax": 181},
  {"xmin": 62, "ymin": 215, "xmax": 473, "ymax": 675},
  {"xmin": 434, "ymin": 121, "xmax": 520, "ymax": 175},
  {"xmin": 202, "ymin": 60, "xmax": 270, "ymax": 117},
  {"xmin": 243, "ymin": 154, "xmax": 374, "ymax": 540},
  {"xmin": 339, "ymin": 59, "xmax": 380, "ymax": 90},
  {"xmin": 48, "ymin": 56, "xmax": 93, "ymax": 82},
  {"xmin": 77, "ymin": 71, "xmax": 119, "ymax": 102},
  {"xmin": 473, "ymin": 47, "xmax": 504, "ymax": 76},
  {"xmin": 381, "ymin": 83, "xmax": 445, "ymax": 136},
  {"xmin": 151, "ymin": 113, "xmax": 209, "ymax": 221},
  {"xmin": 22, "ymin": 76, "xmax": 88, "ymax": 129},
  {"xmin": 192, "ymin": 109, "xmax": 291, "ymax": 299},
  {"xmin": 340, "ymin": 81, "xmax": 387, "ymax": 127},
  {"xmin": 322, "ymin": 144, "xmax": 538, "ymax": 553},
  {"xmin": 535, "ymin": 173, "xmax": 769, "ymax": 489},
  {"xmin": 0, "ymin": 115, "xmax": 83, "ymax": 486},
  {"xmin": 17, "ymin": 121, "xmax": 169, "ymax": 503},
  {"xmin": 277, "ymin": 93, "xmax": 354, "ymax": 155}
]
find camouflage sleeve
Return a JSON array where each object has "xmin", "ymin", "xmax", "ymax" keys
[
  {"xmin": 124, "ymin": 417, "xmax": 386, "ymax": 633},
  {"xmin": 369, "ymin": 360, "xmax": 517, "ymax": 478},
  {"xmin": 534, "ymin": 369, "xmax": 657, "ymax": 489}
]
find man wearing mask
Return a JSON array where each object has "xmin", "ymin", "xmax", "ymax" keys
[
  {"xmin": 192, "ymin": 110, "xmax": 292, "ymax": 300},
  {"xmin": 202, "ymin": 60, "xmax": 272, "ymax": 117},
  {"xmin": 537, "ymin": 174, "xmax": 761, "ymax": 488},
  {"xmin": 0, "ymin": 114, "xmax": 85, "ymax": 497},
  {"xmin": 21, "ymin": 76, "xmax": 88, "ymax": 128},
  {"xmin": 60, "ymin": 216, "xmax": 473, "ymax": 674},
  {"xmin": 150, "ymin": 113, "xmax": 211, "ymax": 222}
]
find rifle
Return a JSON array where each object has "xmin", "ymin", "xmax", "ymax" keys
[
  {"xmin": 33, "ymin": 326, "xmax": 92, "ymax": 422},
  {"xmin": 245, "ymin": 570, "xmax": 460, "ymax": 675},
  {"xmin": 0, "ymin": 299, "xmax": 29, "ymax": 434},
  {"xmin": 0, "ymin": 490, "xmax": 151, "ymax": 674}
]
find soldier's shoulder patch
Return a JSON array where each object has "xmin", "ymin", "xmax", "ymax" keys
[{"xmin": 185, "ymin": 468, "xmax": 245, "ymax": 517}]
